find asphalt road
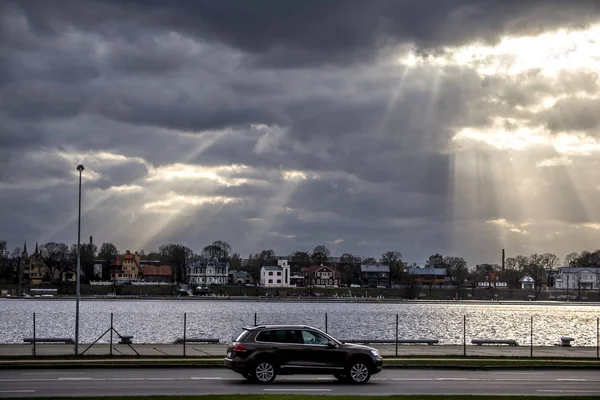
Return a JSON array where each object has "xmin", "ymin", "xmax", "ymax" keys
[{"xmin": 0, "ymin": 368, "xmax": 599, "ymax": 397}]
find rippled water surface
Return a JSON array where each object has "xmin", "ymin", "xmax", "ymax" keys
[{"xmin": 1, "ymin": 299, "xmax": 598, "ymax": 346}]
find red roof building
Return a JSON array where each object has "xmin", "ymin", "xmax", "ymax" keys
[
  {"xmin": 301, "ymin": 265, "xmax": 340, "ymax": 286},
  {"xmin": 141, "ymin": 265, "xmax": 173, "ymax": 282}
]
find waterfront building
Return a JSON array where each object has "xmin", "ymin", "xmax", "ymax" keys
[
  {"xmin": 186, "ymin": 258, "xmax": 230, "ymax": 286},
  {"xmin": 260, "ymin": 259, "xmax": 291, "ymax": 287}
]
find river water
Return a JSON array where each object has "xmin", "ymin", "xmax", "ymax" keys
[{"xmin": 1, "ymin": 299, "xmax": 599, "ymax": 346}]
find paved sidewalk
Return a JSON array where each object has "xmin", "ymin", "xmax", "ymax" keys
[{"xmin": 1, "ymin": 343, "xmax": 599, "ymax": 358}]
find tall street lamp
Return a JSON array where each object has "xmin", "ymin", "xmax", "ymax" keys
[{"xmin": 75, "ymin": 164, "xmax": 84, "ymax": 355}]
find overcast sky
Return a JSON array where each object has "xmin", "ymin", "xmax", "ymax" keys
[{"xmin": 1, "ymin": 0, "xmax": 600, "ymax": 265}]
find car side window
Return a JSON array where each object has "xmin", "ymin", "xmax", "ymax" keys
[
  {"xmin": 256, "ymin": 330, "xmax": 292, "ymax": 343},
  {"xmin": 256, "ymin": 330, "xmax": 274, "ymax": 342},
  {"xmin": 301, "ymin": 330, "xmax": 329, "ymax": 345},
  {"xmin": 284, "ymin": 330, "xmax": 303, "ymax": 344}
]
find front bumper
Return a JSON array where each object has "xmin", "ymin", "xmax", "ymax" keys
[{"xmin": 373, "ymin": 357, "xmax": 384, "ymax": 373}]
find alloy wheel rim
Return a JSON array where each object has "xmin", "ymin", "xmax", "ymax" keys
[
  {"xmin": 350, "ymin": 363, "xmax": 368, "ymax": 382},
  {"xmin": 256, "ymin": 362, "xmax": 274, "ymax": 381}
]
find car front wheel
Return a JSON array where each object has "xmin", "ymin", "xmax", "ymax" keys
[
  {"xmin": 253, "ymin": 360, "xmax": 277, "ymax": 383},
  {"xmin": 346, "ymin": 360, "xmax": 371, "ymax": 384}
]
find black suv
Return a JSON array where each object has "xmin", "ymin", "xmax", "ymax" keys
[{"xmin": 224, "ymin": 324, "xmax": 383, "ymax": 384}]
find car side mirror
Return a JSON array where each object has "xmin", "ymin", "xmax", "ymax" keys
[{"xmin": 327, "ymin": 341, "xmax": 337, "ymax": 349}]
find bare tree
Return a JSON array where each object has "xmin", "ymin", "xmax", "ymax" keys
[
  {"xmin": 311, "ymin": 245, "xmax": 330, "ymax": 265},
  {"xmin": 159, "ymin": 244, "xmax": 193, "ymax": 283},
  {"xmin": 524, "ymin": 254, "xmax": 546, "ymax": 299},
  {"xmin": 98, "ymin": 242, "xmax": 119, "ymax": 263},
  {"xmin": 40, "ymin": 242, "xmax": 70, "ymax": 283},
  {"xmin": 202, "ymin": 240, "xmax": 232, "ymax": 261},
  {"xmin": 380, "ymin": 251, "xmax": 403, "ymax": 283},
  {"xmin": 445, "ymin": 256, "xmax": 468, "ymax": 297},
  {"xmin": 541, "ymin": 253, "xmax": 560, "ymax": 288},
  {"xmin": 564, "ymin": 252, "xmax": 579, "ymax": 267},
  {"xmin": 339, "ymin": 253, "xmax": 360, "ymax": 285}
]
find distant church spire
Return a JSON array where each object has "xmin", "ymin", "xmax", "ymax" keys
[
  {"xmin": 22, "ymin": 241, "xmax": 28, "ymax": 256},
  {"xmin": 34, "ymin": 242, "xmax": 39, "ymax": 256}
]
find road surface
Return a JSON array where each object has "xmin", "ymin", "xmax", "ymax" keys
[{"xmin": 0, "ymin": 368, "xmax": 599, "ymax": 397}]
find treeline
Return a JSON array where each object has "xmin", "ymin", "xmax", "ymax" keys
[{"xmin": 1, "ymin": 239, "xmax": 599, "ymax": 293}]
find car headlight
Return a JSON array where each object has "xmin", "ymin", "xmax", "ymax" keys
[{"xmin": 371, "ymin": 349, "xmax": 379, "ymax": 357}]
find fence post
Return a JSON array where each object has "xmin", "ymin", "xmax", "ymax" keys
[
  {"xmin": 463, "ymin": 315, "xmax": 466, "ymax": 357},
  {"xmin": 530, "ymin": 316, "xmax": 533, "ymax": 358},
  {"xmin": 325, "ymin": 313, "xmax": 328, "ymax": 333},
  {"xmin": 183, "ymin": 313, "xmax": 187, "ymax": 357},
  {"xmin": 33, "ymin": 312, "xmax": 36, "ymax": 357},
  {"xmin": 395, "ymin": 314, "xmax": 399, "ymax": 357},
  {"xmin": 254, "ymin": 312, "xmax": 257, "ymax": 326},
  {"xmin": 110, "ymin": 313, "xmax": 113, "ymax": 357}
]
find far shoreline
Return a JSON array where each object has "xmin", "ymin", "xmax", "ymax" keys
[{"xmin": 3, "ymin": 296, "xmax": 599, "ymax": 306}]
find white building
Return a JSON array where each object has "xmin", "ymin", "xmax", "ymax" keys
[
  {"xmin": 519, "ymin": 274, "xmax": 535, "ymax": 290},
  {"xmin": 260, "ymin": 259, "xmax": 291, "ymax": 287},
  {"xmin": 186, "ymin": 258, "xmax": 229, "ymax": 286},
  {"xmin": 554, "ymin": 267, "xmax": 599, "ymax": 290}
]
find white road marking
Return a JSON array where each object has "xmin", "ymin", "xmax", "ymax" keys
[
  {"xmin": 190, "ymin": 377, "xmax": 227, "ymax": 380},
  {"xmin": 490, "ymin": 372, "xmax": 546, "ymax": 375},
  {"xmin": 145, "ymin": 378, "xmax": 179, "ymax": 381},
  {"xmin": 21, "ymin": 372, "xmax": 87, "ymax": 375},
  {"xmin": 391, "ymin": 378, "xmax": 436, "ymax": 381},
  {"xmin": 264, "ymin": 388, "xmax": 332, "ymax": 392},
  {"xmin": 492, "ymin": 378, "xmax": 542, "ymax": 381},
  {"xmin": 58, "ymin": 377, "xmax": 92, "ymax": 381},
  {"xmin": 556, "ymin": 378, "xmax": 587, "ymax": 381},
  {"xmin": 0, "ymin": 390, "xmax": 36, "ymax": 393},
  {"xmin": 538, "ymin": 390, "xmax": 600, "ymax": 394},
  {"xmin": 436, "ymin": 378, "xmax": 474, "ymax": 381}
]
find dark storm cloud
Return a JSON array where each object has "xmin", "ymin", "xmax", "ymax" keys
[
  {"xmin": 543, "ymin": 97, "xmax": 600, "ymax": 134},
  {"xmin": 1, "ymin": 0, "xmax": 599, "ymax": 264},
  {"xmin": 1, "ymin": 82, "xmax": 86, "ymax": 120},
  {"xmin": 3, "ymin": 0, "xmax": 599, "ymax": 70},
  {"xmin": 93, "ymin": 160, "xmax": 149, "ymax": 188},
  {"xmin": 0, "ymin": 150, "xmax": 73, "ymax": 186},
  {"xmin": 9, "ymin": 0, "xmax": 600, "ymax": 67}
]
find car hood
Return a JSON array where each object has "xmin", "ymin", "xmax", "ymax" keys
[{"xmin": 339, "ymin": 342, "xmax": 377, "ymax": 352}]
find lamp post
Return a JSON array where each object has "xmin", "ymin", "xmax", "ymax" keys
[{"xmin": 75, "ymin": 164, "xmax": 84, "ymax": 355}]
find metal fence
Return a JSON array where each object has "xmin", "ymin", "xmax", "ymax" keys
[{"xmin": 5, "ymin": 312, "xmax": 599, "ymax": 358}]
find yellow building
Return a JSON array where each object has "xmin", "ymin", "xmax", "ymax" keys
[
  {"xmin": 20, "ymin": 242, "xmax": 47, "ymax": 285},
  {"xmin": 111, "ymin": 250, "xmax": 142, "ymax": 282}
]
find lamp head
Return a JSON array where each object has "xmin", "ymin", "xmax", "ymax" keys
[{"xmin": 77, "ymin": 164, "xmax": 85, "ymax": 172}]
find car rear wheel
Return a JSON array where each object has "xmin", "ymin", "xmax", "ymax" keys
[
  {"xmin": 253, "ymin": 360, "xmax": 277, "ymax": 383},
  {"xmin": 346, "ymin": 360, "xmax": 371, "ymax": 384}
]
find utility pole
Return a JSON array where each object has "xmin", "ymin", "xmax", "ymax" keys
[{"xmin": 75, "ymin": 164, "xmax": 84, "ymax": 355}]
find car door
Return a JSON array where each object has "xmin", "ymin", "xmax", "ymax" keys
[
  {"xmin": 300, "ymin": 330, "xmax": 346, "ymax": 371},
  {"xmin": 255, "ymin": 329, "xmax": 305, "ymax": 371}
]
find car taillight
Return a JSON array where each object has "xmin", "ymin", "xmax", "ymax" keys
[{"xmin": 232, "ymin": 344, "xmax": 247, "ymax": 353}]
